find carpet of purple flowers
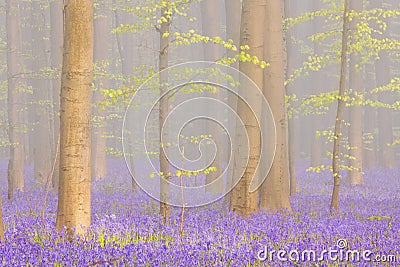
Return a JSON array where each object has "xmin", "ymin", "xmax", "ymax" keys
[{"xmin": 0, "ymin": 159, "xmax": 399, "ymax": 266}]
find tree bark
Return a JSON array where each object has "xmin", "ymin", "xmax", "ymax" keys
[
  {"xmin": 347, "ymin": 0, "xmax": 363, "ymax": 185},
  {"xmin": 331, "ymin": 0, "xmax": 350, "ymax": 214},
  {"xmin": 259, "ymin": 0, "xmax": 291, "ymax": 212},
  {"xmin": 230, "ymin": 0, "xmax": 266, "ymax": 217},
  {"xmin": 56, "ymin": 0, "xmax": 93, "ymax": 236},
  {"xmin": 6, "ymin": 0, "xmax": 25, "ymax": 199}
]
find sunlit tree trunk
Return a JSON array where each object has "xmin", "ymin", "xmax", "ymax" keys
[
  {"xmin": 201, "ymin": 0, "xmax": 224, "ymax": 194},
  {"xmin": 56, "ymin": 0, "xmax": 93, "ymax": 236},
  {"xmin": 31, "ymin": 1, "xmax": 52, "ymax": 185},
  {"xmin": 347, "ymin": 0, "xmax": 363, "ymax": 185},
  {"xmin": 159, "ymin": 5, "xmax": 171, "ymax": 224},
  {"xmin": 50, "ymin": 0, "xmax": 63, "ymax": 189},
  {"xmin": 260, "ymin": 0, "xmax": 291, "ymax": 212},
  {"xmin": 331, "ymin": 0, "xmax": 350, "ymax": 214},
  {"xmin": 6, "ymin": 0, "xmax": 25, "ymax": 199},
  {"xmin": 92, "ymin": 1, "xmax": 110, "ymax": 181},
  {"xmin": 230, "ymin": 0, "xmax": 266, "ymax": 217}
]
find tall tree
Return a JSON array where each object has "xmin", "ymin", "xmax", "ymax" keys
[
  {"xmin": 56, "ymin": 0, "xmax": 94, "ymax": 236},
  {"xmin": 6, "ymin": 0, "xmax": 25, "ymax": 199},
  {"xmin": 330, "ymin": 0, "xmax": 350, "ymax": 214},
  {"xmin": 159, "ymin": 4, "xmax": 171, "ymax": 224},
  {"xmin": 260, "ymin": 0, "xmax": 291, "ymax": 212},
  {"xmin": 230, "ymin": 0, "xmax": 266, "ymax": 217},
  {"xmin": 347, "ymin": 0, "xmax": 363, "ymax": 185}
]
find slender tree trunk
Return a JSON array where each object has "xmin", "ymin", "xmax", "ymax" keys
[
  {"xmin": 260, "ymin": 0, "xmax": 291, "ymax": 212},
  {"xmin": 6, "ymin": 0, "xmax": 25, "ymax": 199},
  {"xmin": 50, "ymin": 0, "xmax": 63, "ymax": 189},
  {"xmin": 31, "ymin": 1, "xmax": 52, "ymax": 185},
  {"xmin": 230, "ymin": 0, "xmax": 266, "ymax": 217},
  {"xmin": 159, "ymin": 5, "xmax": 171, "ymax": 224},
  {"xmin": 92, "ymin": 1, "xmax": 110, "ymax": 181},
  {"xmin": 56, "ymin": 0, "xmax": 94, "ymax": 236},
  {"xmin": 347, "ymin": 0, "xmax": 363, "ymax": 185},
  {"xmin": 331, "ymin": 0, "xmax": 350, "ymax": 214}
]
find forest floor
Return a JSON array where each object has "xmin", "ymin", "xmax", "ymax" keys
[{"xmin": 0, "ymin": 159, "xmax": 399, "ymax": 266}]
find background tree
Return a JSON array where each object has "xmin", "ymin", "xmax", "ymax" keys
[
  {"xmin": 331, "ymin": 0, "xmax": 350, "ymax": 214},
  {"xmin": 230, "ymin": 0, "xmax": 266, "ymax": 217},
  {"xmin": 260, "ymin": 0, "xmax": 291, "ymax": 212},
  {"xmin": 6, "ymin": 0, "xmax": 24, "ymax": 199},
  {"xmin": 56, "ymin": 0, "xmax": 94, "ymax": 236}
]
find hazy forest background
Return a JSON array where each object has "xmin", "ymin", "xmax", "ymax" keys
[{"xmin": 0, "ymin": 0, "xmax": 399, "ymax": 266}]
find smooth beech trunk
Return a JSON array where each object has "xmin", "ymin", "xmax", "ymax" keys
[
  {"xmin": 6, "ymin": 0, "xmax": 25, "ymax": 199},
  {"xmin": 230, "ymin": 0, "xmax": 266, "ymax": 217},
  {"xmin": 331, "ymin": 0, "xmax": 350, "ymax": 214},
  {"xmin": 56, "ymin": 0, "xmax": 93, "ymax": 236},
  {"xmin": 260, "ymin": 0, "xmax": 291, "ymax": 212}
]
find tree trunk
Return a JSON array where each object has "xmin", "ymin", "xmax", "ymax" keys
[
  {"xmin": 331, "ymin": 0, "xmax": 350, "ymax": 214},
  {"xmin": 56, "ymin": 0, "xmax": 93, "ymax": 236},
  {"xmin": 92, "ymin": 1, "xmax": 110, "ymax": 181},
  {"xmin": 159, "ymin": 5, "xmax": 171, "ymax": 224},
  {"xmin": 347, "ymin": 0, "xmax": 364, "ymax": 185},
  {"xmin": 50, "ymin": 0, "xmax": 63, "ymax": 189},
  {"xmin": 259, "ymin": 0, "xmax": 291, "ymax": 212},
  {"xmin": 6, "ymin": 0, "xmax": 25, "ymax": 199},
  {"xmin": 230, "ymin": 0, "xmax": 266, "ymax": 217}
]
